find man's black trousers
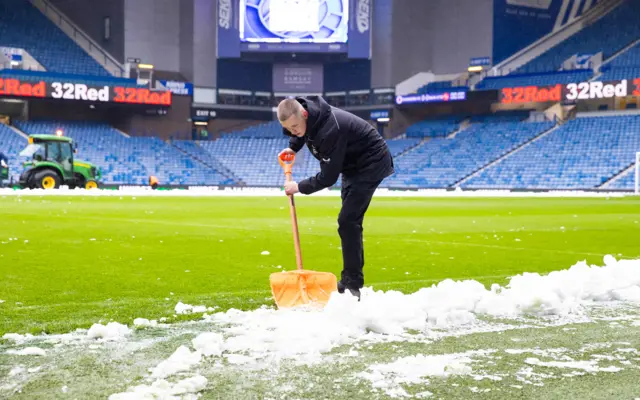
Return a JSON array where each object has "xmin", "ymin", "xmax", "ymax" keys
[{"xmin": 337, "ymin": 178, "xmax": 383, "ymax": 289}]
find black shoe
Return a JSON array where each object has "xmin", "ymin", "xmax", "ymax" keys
[{"xmin": 337, "ymin": 280, "xmax": 361, "ymax": 301}]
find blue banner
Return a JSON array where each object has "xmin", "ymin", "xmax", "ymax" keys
[
  {"xmin": 348, "ymin": 0, "xmax": 371, "ymax": 59},
  {"xmin": 470, "ymin": 57, "xmax": 492, "ymax": 67},
  {"xmin": 217, "ymin": 0, "xmax": 241, "ymax": 58},
  {"xmin": 575, "ymin": 53, "xmax": 593, "ymax": 69},
  {"xmin": 158, "ymin": 80, "xmax": 193, "ymax": 96},
  {"xmin": 493, "ymin": 0, "xmax": 599, "ymax": 64},
  {"xmin": 395, "ymin": 91, "xmax": 467, "ymax": 106},
  {"xmin": 370, "ymin": 110, "xmax": 389, "ymax": 119}
]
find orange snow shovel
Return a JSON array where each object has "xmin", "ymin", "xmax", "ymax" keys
[{"xmin": 270, "ymin": 153, "xmax": 337, "ymax": 309}]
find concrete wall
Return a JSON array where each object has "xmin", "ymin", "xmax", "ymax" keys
[{"xmin": 49, "ymin": 0, "xmax": 125, "ymax": 62}]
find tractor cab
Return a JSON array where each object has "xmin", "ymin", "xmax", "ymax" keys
[{"xmin": 19, "ymin": 134, "xmax": 101, "ymax": 190}]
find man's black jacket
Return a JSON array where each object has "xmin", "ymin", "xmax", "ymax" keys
[
  {"xmin": 0, "ymin": 152, "xmax": 7, "ymax": 164},
  {"xmin": 283, "ymin": 96, "xmax": 394, "ymax": 194}
]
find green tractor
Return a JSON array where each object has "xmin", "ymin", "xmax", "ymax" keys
[
  {"xmin": 0, "ymin": 160, "xmax": 8, "ymax": 187},
  {"xmin": 18, "ymin": 134, "xmax": 102, "ymax": 190}
]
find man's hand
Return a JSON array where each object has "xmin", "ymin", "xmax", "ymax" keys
[
  {"xmin": 284, "ymin": 181, "xmax": 299, "ymax": 195},
  {"xmin": 278, "ymin": 148, "xmax": 295, "ymax": 161}
]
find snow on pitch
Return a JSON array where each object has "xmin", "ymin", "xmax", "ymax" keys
[{"xmin": 106, "ymin": 255, "xmax": 640, "ymax": 398}]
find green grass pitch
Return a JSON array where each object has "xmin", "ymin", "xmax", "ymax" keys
[{"xmin": 1, "ymin": 193, "xmax": 640, "ymax": 399}]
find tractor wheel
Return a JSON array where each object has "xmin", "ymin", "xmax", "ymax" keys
[
  {"xmin": 34, "ymin": 170, "xmax": 60, "ymax": 190},
  {"xmin": 85, "ymin": 180, "xmax": 98, "ymax": 190}
]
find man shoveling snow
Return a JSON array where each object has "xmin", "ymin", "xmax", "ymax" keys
[{"xmin": 276, "ymin": 96, "xmax": 395, "ymax": 300}]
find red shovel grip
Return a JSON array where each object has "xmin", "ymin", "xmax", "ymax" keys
[{"xmin": 278, "ymin": 153, "xmax": 295, "ymax": 177}]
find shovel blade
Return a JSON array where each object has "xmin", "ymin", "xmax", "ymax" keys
[{"xmin": 270, "ymin": 269, "xmax": 338, "ymax": 309}]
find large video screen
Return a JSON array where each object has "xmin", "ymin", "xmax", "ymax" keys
[{"xmin": 239, "ymin": 0, "xmax": 349, "ymax": 44}]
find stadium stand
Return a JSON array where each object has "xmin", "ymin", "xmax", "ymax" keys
[
  {"xmin": 385, "ymin": 138, "xmax": 422, "ymax": 157},
  {"xmin": 0, "ymin": 70, "xmax": 142, "ymax": 88},
  {"xmin": 171, "ymin": 140, "xmax": 241, "ymax": 184},
  {"xmin": 0, "ymin": 0, "xmax": 110, "ymax": 76},
  {"xmin": 13, "ymin": 121, "xmax": 234, "ymax": 186},
  {"xmin": 599, "ymin": 41, "xmax": 640, "ymax": 81},
  {"xmin": 464, "ymin": 115, "xmax": 640, "ymax": 189},
  {"xmin": 416, "ymin": 81, "xmax": 468, "ymax": 95},
  {"xmin": 0, "ymin": 124, "xmax": 27, "ymax": 183},
  {"xmin": 607, "ymin": 168, "xmax": 635, "ymax": 190},
  {"xmin": 183, "ymin": 122, "xmax": 415, "ymax": 187},
  {"xmin": 468, "ymin": 112, "xmax": 529, "ymax": 123},
  {"xmin": 200, "ymin": 137, "xmax": 324, "ymax": 187},
  {"xmin": 475, "ymin": 70, "xmax": 593, "ymax": 90},
  {"xmin": 405, "ymin": 118, "xmax": 461, "ymax": 138},
  {"xmin": 513, "ymin": 0, "xmax": 640, "ymax": 75},
  {"xmin": 220, "ymin": 121, "xmax": 284, "ymax": 138},
  {"xmin": 383, "ymin": 120, "xmax": 555, "ymax": 188}
]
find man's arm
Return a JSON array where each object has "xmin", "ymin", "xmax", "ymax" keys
[{"xmin": 298, "ymin": 130, "xmax": 347, "ymax": 195}]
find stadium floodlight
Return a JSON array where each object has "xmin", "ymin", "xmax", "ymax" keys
[{"xmin": 636, "ymin": 152, "xmax": 640, "ymax": 195}]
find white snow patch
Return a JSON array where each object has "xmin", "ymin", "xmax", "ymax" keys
[
  {"xmin": 133, "ymin": 318, "xmax": 158, "ymax": 328},
  {"xmin": 87, "ymin": 322, "xmax": 131, "ymax": 341},
  {"xmin": 192, "ymin": 332, "xmax": 224, "ymax": 357},
  {"xmin": 9, "ymin": 366, "xmax": 25, "ymax": 376},
  {"xmin": 109, "ymin": 375, "xmax": 208, "ymax": 400},
  {"xmin": 358, "ymin": 351, "xmax": 487, "ymax": 395},
  {"xmin": 7, "ymin": 347, "xmax": 46, "ymax": 356},
  {"xmin": 185, "ymin": 256, "xmax": 640, "ymax": 365},
  {"xmin": 525, "ymin": 357, "xmax": 622, "ymax": 372},
  {"xmin": 174, "ymin": 302, "xmax": 209, "ymax": 315},
  {"xmin": 150, "ymin": 345, "xmax": 202, "ymax": 379},
  {"xmin": 2, "ymin": 333, "xmax": 34, "ymax": 344}
]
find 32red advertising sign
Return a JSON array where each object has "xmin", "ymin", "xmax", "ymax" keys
[
  {"xmin": 0, "ymin": 77, "xmax": 172, "ymax": 106},
  {"xmin": 500, "ymin": 78, "xmax": 640, "ymax": 104}
]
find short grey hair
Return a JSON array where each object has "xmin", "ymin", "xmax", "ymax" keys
[{"xmin": 277, "ymin": 98, "xmax": 304, "ymax": 122}]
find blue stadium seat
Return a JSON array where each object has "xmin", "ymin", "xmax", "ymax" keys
[
  {"xmin": 12, "ymin": 121, "xmax": 234, "ymax": 186},
  {"xmin": 599, "ymin": 42, "xmax": 640, "ymax": 82},
  {"xmin": 608, "ymin": 168, "xmax": 635, "ymax": 190},
  {"xmin": 0, "ymin": 70, "xmax": 142, "ymax": 88},
  {"xmin": 464, "ymin": 116, "xmax": 640, "ymax": 189},
  {"xmin": 405, "ymin": 118, "xmax": 461, "ymax": 138},
  {"xmin": 416, "ymin": 82, "xmax": 468, "ymax": 95},
  {"xmin": 513, "ymin": 1, "xmax": 640, "ymax": 75},
  {"xmin": 384, "ymin": 120, "xmax": 555, "ymax": 188},
  {"xmin": 0, "ymin": 0, "xmax": 110, "ymax": 76},
  {"xmin": 476, "ymin": 70, "xmax": 593, "ymax": 90}
]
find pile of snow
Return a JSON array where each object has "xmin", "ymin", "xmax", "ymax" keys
[
  {"xmin": 359, "ymin": 352, "xmax": 476, "ymax": 385},
  {"xmin": 174, "ymin": 302, "xmax": 215, "ymax": 315},
  {"xmin": 87, "ymin": 322, "xmax": 131, "ymax": 341},
  {"xmin": 109, "ymin": 375, "xmax": 208, "ymax": 400},
  {"xmin": 191, "ymin": 256, "xmax": 640, "ymax": 365},
  {"xmin": 2, "ymin": 333, "xmax": 34, "ymax": 344},
  {"xmin": 192, "ymin": 332, "xmax": 224, "ymax": 357},
  {"xmin": 357, "ymin": 351, "xmax": 494, "ymax": 397},
  {"xmin": 107, "ymin": 256, "xmax": 640, "ymax": 398},
  {"xmin": 133, "ymin": 318, "xmax": 158, "ymax": 328},
  {"xmin": 6, "ymin": 347, "xmax": 46, "ymax": 356},
  {"xmin": 150, "ymin": 346, "xmax": 202, "ymax": 379}
]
